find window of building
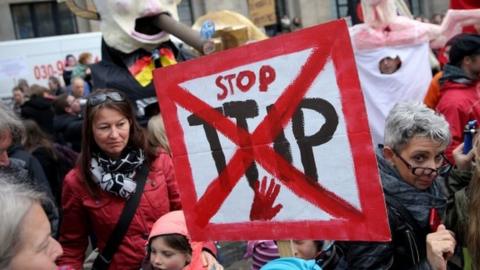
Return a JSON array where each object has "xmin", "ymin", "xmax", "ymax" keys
[
  {"xmin": 335, "ymin": 0, "xmax": 423, "ymax": 21},
  {"xmin": 335, "ymin": 0, "xmax": 363, "ymax": 25},
  {"xmin": 275, "ymin": 0, "xmax": 288, "ymax": 18},
  {"xmin": 335, "ymin": 0, "xmax": 350, "ymax": 19},
  {"xmin": 178, "ymin": 0, "xmax": 194, "ymax": 26},
  {"xmin": 10, "ymin": 1, "xmax": 77, "ymax": 39}
]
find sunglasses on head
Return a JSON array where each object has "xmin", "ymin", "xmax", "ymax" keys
[{"xmin": 87, "ymin": 92, "xmax": 125, "ymax": 107}]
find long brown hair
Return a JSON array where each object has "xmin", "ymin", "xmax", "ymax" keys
[
  {"xmin": 22, "ymin": 119, "xmax": 57, "ymax": 159},
  {"xmin": 79, "ymin": 89, "xmax": 155, "ymax": 196},
  {"xmin": 467, "ymin": 138, "xmax": 480, "ymax": 268}
]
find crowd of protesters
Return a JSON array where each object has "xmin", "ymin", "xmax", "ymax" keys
[{"xmin": 0, "ymin": 25, "xmax": 480, "ymax": 270}]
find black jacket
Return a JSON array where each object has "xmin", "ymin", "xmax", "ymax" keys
[
  {"xmin": 53, "ymin": 113, "xmax": 82, "ymax": 152},
  {"xmin": 31, "ymin": 147, "xmax": 61, "ymax": 206},
  {"xmin": 21, "ymin": 96, "xmax": 54, "ymax": 135},
  {"xmin": 6, "ymin": 145, "xmax": 59, "ymax": 236},
  {"xmin": 63, "ymin": 69, "xmax": 73, "ymax": 86},
  {"xmin": 339, "ymin": 201, "xmax": 432, "ymax": 269},
  {"xmin": 338, "ymin": 149, "xmax": 445, "ymax": 269}
]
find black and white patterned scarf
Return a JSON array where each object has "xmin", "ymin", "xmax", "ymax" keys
[{"xmin": 91, "ymin": 149, "xmax": 145, "ymax": 199}]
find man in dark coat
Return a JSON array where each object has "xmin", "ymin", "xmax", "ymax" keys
[
  {"xmin": 20, "ymin": 84, "xmax": 54, "ymax": 135},
  {"xmin": 53, "ymin": 93, "xmax": 83, "ymax": 152}
]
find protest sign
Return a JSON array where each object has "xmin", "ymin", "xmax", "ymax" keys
[{"xmin": 154, "ymin": 19, "xmax": 389, "ymax": 241}]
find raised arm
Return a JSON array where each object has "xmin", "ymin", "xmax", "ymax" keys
[{"xmin": 430, "ymin": 9, "xmax": 480, "ymax": 49}]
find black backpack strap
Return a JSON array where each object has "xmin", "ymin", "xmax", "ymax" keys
[{"xmin": 93, "ymin": 164, "xmax": 149, "ymax": 270}]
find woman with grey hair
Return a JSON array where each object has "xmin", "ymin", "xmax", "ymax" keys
[
  {"xmin": 0, "ymin": 173, "xmax": 63, "ymax": 269},
  {"xmin": 0, "ymin": 103, "xmax": 24, "ymax": 150},
  {"xmin": 340, "ymin": 102, "xmax": 456, "ymax": 270}
]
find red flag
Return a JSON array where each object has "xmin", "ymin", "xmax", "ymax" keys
[
  {"xmin": 450, "ymin": 0, "xmax": 480, "ymax": 9},
  {"xmin": 450, "ymin": 0, "xmax": 480, "ymax": 33}
]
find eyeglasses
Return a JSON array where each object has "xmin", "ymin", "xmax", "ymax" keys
[
  {"xmin": 393, "ymin": 150, "xmax": 452, "ymax": 176},
  {"xmin": 87, "ymin": 92, "xmax": 125, "ymax": 107}
]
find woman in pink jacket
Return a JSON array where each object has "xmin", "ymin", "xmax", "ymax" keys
[{"xmin": 58, "ymin": 89, "xmax": 183, "ymax": 269}]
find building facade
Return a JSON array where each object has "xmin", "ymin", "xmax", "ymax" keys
[{"xmin": 0, "ymin": 0, "xmax": 451, "ymax": 42}]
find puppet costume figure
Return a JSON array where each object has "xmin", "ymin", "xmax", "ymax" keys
[
  {"xmin": 90, "ymin": 36, "xmax": 189, "ymax": 112},
  {"xmin": 66, "ymin": 0, "xmax": 193, "ymax": 114},
  {"xmin": 350, "ymin": 0, "xmax": 480, "ymax": 144},
  {"xmin": 91, "ymin": 0, "xmax": 188, "ymax": 112}
]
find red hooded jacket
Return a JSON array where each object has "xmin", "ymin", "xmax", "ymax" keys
[
  {"xmin": 436, "ymin": 80, "xmax": 480, "ymax": 162},
  {"xmin": 58, "ymin": 151, "xmax": 181, "ymax": 269}
]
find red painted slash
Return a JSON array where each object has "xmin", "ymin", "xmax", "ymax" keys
[{"xmin": 171, "ymin": 48, "xmax": 363, "ymax": 227}]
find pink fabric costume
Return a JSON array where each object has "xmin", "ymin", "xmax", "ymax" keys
[{"xmin": 350, "ymin": 0, "xmax": 480, "ymax": 144}]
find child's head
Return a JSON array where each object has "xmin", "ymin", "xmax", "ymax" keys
[
  {"xmin": 78, "ymin": 52, "xmax": 93, "ymax": 65},
  {"xmin": 147, "ymin": 211, "xmax": 194, "ymax": 270},
  {"xmin": 292, "ymin": 240, "xmax": 324, "ymax": 260},
  {"xmin": 149, "ymin": 233, "xmax": 192, "ymax": 270}
]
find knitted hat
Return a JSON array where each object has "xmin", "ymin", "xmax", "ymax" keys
[
  {"xmin": 448, "ymin": 34, "xmax": 480, "ymax": 66},
  {"xmin": 245, "ymin": 240, "xmax": 280, "ymax": 270}
]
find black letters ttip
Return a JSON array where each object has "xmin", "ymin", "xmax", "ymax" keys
[
  {"xmin": 187, "ymin": 107, "xmax": 227, "ymax": 175},
  {"xmin": 187, "ymin": 98, "xmax": 339, "ymax": 184},
  {"xmin": 292, "ymin": 98, "xmax": 338, "ymax": 183},
  {"xmin": 267, "ymin": 104, "xmax": 293, "ymax": 164},
  {"xmin": 223, "ymin": 100, "xmax": 259, "ymax": 188}
]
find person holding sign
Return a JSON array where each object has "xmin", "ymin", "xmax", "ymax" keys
[{"xmin": 339, "ymin": 102, "xmax": 456, "ymax": 269}]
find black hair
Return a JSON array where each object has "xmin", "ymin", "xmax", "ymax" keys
[
  {"xmin": 448, "ymin": 33, "xmax": 480, "ymax": 67},
  {"xmin": 314, "ymin": 240, "xmax": 324, "ymax": 251},
  {"xmin": 65, "ymin": 54, "xmax": 75, "ymax": 61}
]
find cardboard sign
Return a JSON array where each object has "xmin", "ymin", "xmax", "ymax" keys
[
  {"xmin": 154, "ymin": 20, "xmax": 389, "ymax": 241},
  {"xmin": 248, "ymin": 0, "xmax": 277, "ymax": 27}
]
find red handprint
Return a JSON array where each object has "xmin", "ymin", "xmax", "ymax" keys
[{"xmin": 249, "ymin": 176, "xmax": 283, "ymax": 221}]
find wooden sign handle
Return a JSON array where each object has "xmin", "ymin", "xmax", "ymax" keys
[{"xmin": 277, "ymin": 240, "xmax": 294, "ymax": 257}]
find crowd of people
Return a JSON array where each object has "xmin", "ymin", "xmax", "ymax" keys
[{"xmin": 0, "ymin": 22, "xmax": 480, "ymax": 270}]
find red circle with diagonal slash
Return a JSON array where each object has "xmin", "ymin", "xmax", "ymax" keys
[{"xmin": 154, "ymin": 19, "xmax": 390, "ymax": 242}]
